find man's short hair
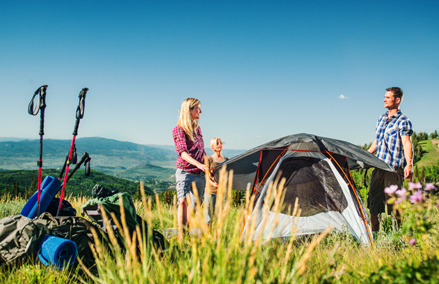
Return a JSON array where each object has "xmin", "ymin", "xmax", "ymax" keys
[{"xmin": 386, "ymin": 87, "xmax": 404, "ymax": 102}]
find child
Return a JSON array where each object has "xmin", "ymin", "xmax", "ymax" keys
[{"xmin": 205, "ymin": 137, "xmax": 229, "ymax": 227}]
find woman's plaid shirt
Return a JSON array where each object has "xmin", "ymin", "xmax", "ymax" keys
[
  {"xmin": 375, "ymin": 110, "xmax": 413, "ymax": 170},
  {"xmin": 173, "ymin": 125, "xmax": 205, "ymax": 174}
]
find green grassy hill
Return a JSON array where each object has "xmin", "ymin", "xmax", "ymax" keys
[{"xmin": 417, "ymin": 139, "xmax": 439, "ymax": 167}]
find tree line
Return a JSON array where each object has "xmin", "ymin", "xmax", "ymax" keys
[{"xmin": 2, "ymin": 176, "xmax": 37, "ymax": 200}]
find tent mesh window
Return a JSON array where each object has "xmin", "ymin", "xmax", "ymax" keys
[{"xmin": 272, "ymin": 157, "xmax": 348, "ymax": 217}]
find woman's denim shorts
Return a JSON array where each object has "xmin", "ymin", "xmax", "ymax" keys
[{"xmin": 175, "ymin": 169, "xmax": 205, "ymax": 207}]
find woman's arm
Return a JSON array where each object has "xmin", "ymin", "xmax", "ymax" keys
[{"xmin": 181, "ymin": 151, "xmax": 207, "ymax": 172}]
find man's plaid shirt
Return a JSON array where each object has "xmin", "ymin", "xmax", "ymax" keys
[
  {"xmin": 173, "ymin": 125, "xmax": 205, "ymax": 174},
  {"xmin": 375, "ymin": 110, "xmax": 413, "ymax": 170}
]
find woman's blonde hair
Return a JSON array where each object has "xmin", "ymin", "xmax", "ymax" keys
[
  {"xmin": 210, "ymin": 137, "xmax": 224, "ymax": 151},
  {"xmin": 177, "ymin": 98, "xmax": 200, "ymax": 141}
]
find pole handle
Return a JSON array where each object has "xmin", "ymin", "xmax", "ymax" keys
[
  {"xmin": 73, "ymin": 88, "xmax": 88, "ymax": 135},
  {"xmin": 28, "ymin": 85, "xmax": 48, "ymax": 116},
  {"xmin": 65, "ymin": 152, "xmax": 90, "ymax": 184}
]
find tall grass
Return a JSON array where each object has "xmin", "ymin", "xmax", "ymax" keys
[
  {"xmin": 77, "ymin": 168, "xmax": 439, "ymax": 283},
  {"xmin": 0, "ymin": 195, "xmax": 26, "ymax": 218},
  {"xmin": 78, "ymin": 168, "xmax": 334, "ymax": 283}
]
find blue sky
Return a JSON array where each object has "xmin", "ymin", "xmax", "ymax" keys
[{"xmin": 1, "ymin": 1, "xmax": 438, "ymax": 150}]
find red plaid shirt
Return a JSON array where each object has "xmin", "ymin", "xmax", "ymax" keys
[{"xmin": 173, "ymin": 125, "xmax": 205, "ymax": 174}]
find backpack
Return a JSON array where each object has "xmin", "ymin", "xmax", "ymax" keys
[
  {"xmin": 37, "ymin": 213, "xmax": 110, "ymax": 270},
  {"xmin": 0, "ymin": 215, "xmax": 51, "ymax": 263},
  {"xmin": 46, "ymin": 198, "xmax": 77, "ymax": 217},
  {"xmin": 82, "ymin": 184, "xmax": 169, "ymax": 253}
]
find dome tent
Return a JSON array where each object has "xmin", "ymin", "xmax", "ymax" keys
[{"xmin": 216, "ymin": 133, "xmax": 395, "ymax": 246}]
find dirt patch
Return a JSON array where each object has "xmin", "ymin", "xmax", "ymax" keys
[{"xmin": 432, "ymin": 140, "xmax": 439, "ymax": 153}]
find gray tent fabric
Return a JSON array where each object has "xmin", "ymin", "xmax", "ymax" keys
[
  {"xmin": 214, "ymin": 133, "xmax": 390, "ymax": 246},
  {"xmin": 216, "ymin": 133, "xmax": 394, "ymax": 191}
]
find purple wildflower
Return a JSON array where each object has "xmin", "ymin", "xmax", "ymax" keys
[
  {"xmin": 395, "ymin": 188, "xmax": 407, "ymax": 197},
  {"xmin": 408, "ymin": 182, "xmax": 422, "ymax": 190},
  {"xmin": 395, "ymin": 197, "xmax": 406, "ymax": 204},
  {"xmin": 409, "ymin": 190, "xmax": 424, "ymax": 204},
  {"xmin": 424, "ymin": 183, "xmax": 436, "ymax": 191},
  {"xmin": 409, "ymin": 238, "xmax": 416, "ymax": 246},
  {"xmin": 435, "ymin": 203, "xmax": 439, "ymax": 207},
  {"xmin": 384, "ymin": 185, "xmax": 399, "ymax": 194}
]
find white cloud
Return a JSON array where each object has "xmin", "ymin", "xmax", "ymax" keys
[
  {"xmin": 256, "ymin": 135, "xmax": 262, "ymax": 138},
  {"xmin": 338, "ymin": 94, "xmax": 350, "ymax": 100}
]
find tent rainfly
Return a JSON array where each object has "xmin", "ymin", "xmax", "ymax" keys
[{"xmin": 216, "ymin": 133, "xmax": 395, "ymax": 246}]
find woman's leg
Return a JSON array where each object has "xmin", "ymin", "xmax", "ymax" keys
[
  {"xmin": 176, "ymin": 169, "xmax": 190, "ymax": 239},
  {"xmin": 178, "ymin": 198, "xmax": 187, "ymax": 240}
]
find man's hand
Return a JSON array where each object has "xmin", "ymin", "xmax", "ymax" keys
[
  {"xmin": 401, "ymin": 135, "xmax": 413, "ymax": 180},
  {"xmin": 404, "ymin": 164, "xmax": 413, "ymax": 180}
]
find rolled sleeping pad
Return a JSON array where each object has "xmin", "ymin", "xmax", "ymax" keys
[
  {"xmin": 38, "ymin": 235, "xmax": 77, "ymax": 269},
  {"xmin": 21, "ymin": 176, "xmax": 61, "ymax": 219}
]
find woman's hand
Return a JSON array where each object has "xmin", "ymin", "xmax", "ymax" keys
[{"xmin": 197, "ymin": 162, "xmax": 207, "ymax": 172}]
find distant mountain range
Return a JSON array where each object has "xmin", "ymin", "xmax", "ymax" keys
[
  {"xmin": 0, "ymin": 137, "xmax": 244, "ymax": 182},
  {"xmin": 0, "ymin": 137, "xmax": 28, "ymax": 142}
]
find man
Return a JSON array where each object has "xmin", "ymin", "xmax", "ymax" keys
[{"xmin": 368, "ymin": 87, "xmax": 413, "ymax": 232}]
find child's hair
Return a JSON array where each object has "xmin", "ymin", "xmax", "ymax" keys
[{"xmin": 210, "ymin": 137, "xmax": 224, "ymax": 150}]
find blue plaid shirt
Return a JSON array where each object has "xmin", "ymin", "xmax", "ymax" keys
[{"xmin": 375, "ymin": 110, "xmax": 413, "ymax": 169}]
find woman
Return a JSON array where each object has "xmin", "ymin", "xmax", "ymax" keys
[
  {"xmin": 173, "ymin": 98, "xmax": 206, "ymax": 238},
  {"xmin": 205, "ymin": 137, "xmax": 229, "ymax": 228}
]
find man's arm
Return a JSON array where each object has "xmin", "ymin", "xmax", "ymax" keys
[
  {"xmin": 401, "ymin": 135, "xmax": 413, "ymax": 179},
  {"xmin": 368, "ymin": 139, "xmax": 377, "ymax": 154}
]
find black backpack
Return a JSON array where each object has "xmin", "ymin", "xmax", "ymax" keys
[{"xmin": 46, "ymin": 198, "xmax": 77, "ymax": 217}]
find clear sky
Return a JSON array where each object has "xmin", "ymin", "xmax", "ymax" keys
[{"xmin": 1, "ymin": 1, "xmax": 438, "ymax": 150}]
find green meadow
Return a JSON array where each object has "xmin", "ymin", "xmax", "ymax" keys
[{"xmin": 0, "ymin": 173, "xmax": 438, "ymax": 284}]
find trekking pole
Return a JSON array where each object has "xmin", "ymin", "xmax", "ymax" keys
[
  {"xmin": 57, "ymin": 88, "xmax": 88, "ymax": 216},
  {"xmin": 55, "ymin": 152, "xmax": 91, "ymax": 194},
  {"xmin": 65, "ymin": 152, "xmax": 91, "ymax": 184},
  {"xmin": 28, "ymin": 85, "xmax": 48, "ymax": 216},
  {"xmin": 58, "ymin": 148, "xmax": 77, "ymax": 181}
]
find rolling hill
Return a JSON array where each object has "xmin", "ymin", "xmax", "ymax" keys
[
  {"xmin": 417, "ymin": 139, "xmax": 439, "ymax": 167},
  {"xmin": 0, "ymin": 137, "xmax": 177, "ymax": 180},
  {"xmin": 0, "ymin": 137, "xmax": 245, "ymax": 182}
]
